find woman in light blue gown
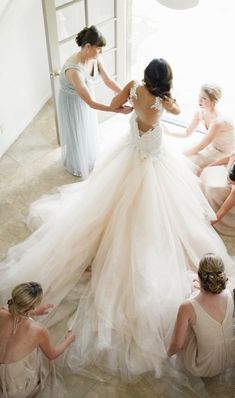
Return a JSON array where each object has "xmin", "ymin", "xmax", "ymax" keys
[{"xmin": 58, "ymin": 25, "xmax": 132, "ymax": 178}]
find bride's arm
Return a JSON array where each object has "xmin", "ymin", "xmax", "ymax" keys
[
  {"xmin": 162, "ymin": 97, "xmax": 180, "ymax": 115},
  {"xmin": 110, "ymin": 81, "xmax": 135, "ymax": 111}
]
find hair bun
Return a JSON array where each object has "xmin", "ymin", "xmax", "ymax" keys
[
  {"xmin": 75, "ymin": 27, "xmax": 89, "ymax": 47},
  {"xmin": 201, "ymin": 83, "xmax": 222, "ymax": 103},
  {"xmin": 198, "ymin": 254, "xmax": 227, "ymax": 294},
  {"xmin": 75, "ymin": 25, "xmax": 106, "ymax": 48},
  {"xmin": 143, "ymin": 58, "xmax": 173, "ymax": 99}
]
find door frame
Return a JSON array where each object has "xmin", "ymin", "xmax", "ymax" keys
[{"xmin": 41, "ymin": 0, "xmax": 128, "ymax": 143}]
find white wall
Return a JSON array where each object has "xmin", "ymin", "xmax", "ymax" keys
[{"xmin": 0, "ymin": 0, "xmax": 51, "ymax": 157}]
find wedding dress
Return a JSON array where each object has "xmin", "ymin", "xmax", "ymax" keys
[{"xmin": 0, "ymin": 82, "xmax": 234, "ymax": 380}]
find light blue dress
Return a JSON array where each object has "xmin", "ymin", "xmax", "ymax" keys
[{"xmin": 58, "ymin": 61, "xmax": 98, "ymax": 178}]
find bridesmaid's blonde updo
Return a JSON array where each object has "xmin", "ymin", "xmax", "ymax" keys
[
  {"xmin": 201, "ymin": 83, "xmax": 222, "ymax": 103},
  {"xmin": 7, "ymin": 282, "xmax": 43, "ymax": 317},
  {"xmin": 75, "ymin": 25, "xmax": 106, "ymax": 48},
  {"xmin": 198, "ymin": 253, "xmax": 228, "ymax": 294}
]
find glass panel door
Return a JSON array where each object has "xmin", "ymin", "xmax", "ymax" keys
[{"xmin": 42, "ymin": 0, "xmax": 127, "ymax": 141}]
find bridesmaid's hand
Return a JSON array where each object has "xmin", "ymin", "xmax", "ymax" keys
[
  {"xmin": 193, "ymin": 278, "xmax": 200, "ymax": 290},
  {"xmin": 197, "ymin": 167, "xmax": 204, "ymax": 177},
  {"xmin": 66, "ymin": 330, "xmax": 76, "ymax": 345},
  {"xmin": 116, "ymin": 105, "xmax": 133, "ymax": 114},
  {"xmin": 31, "ymin": 304, "xmax": 54, "ymax": 316}
]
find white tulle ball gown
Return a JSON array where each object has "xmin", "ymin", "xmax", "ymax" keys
[{"xmin": 0, "ymin": 109, "xmax": 234, "ymax": 381}]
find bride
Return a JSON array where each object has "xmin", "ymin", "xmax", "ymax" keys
[{"xmin": 0, "ymin": 58, "xmax": 234, "ymax": 380}]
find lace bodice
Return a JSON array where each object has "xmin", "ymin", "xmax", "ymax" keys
[
  {"xmin": 129, "ymin": 81, "xmax": 163, "ymax": 112},
  {"xmin": 128, "ymin": 114, "xmax": 163, "ymax": 159},
  {"xmin": 128, "ymin": 81, "xmax": 163, "ymax": 158}
]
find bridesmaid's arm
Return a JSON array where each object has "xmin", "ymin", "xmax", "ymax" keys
[
  {"xmin": 166, "ymin": 112, "xmax": 200, "ymax": 138},
  {"xmin": 66, "ymin": 69, "xmax": 129, "ymax": 113},
  {"xmin": 208, "ymin": 156, "xmax": 230, "ymax": 167},
  {"xmin": 98, "ymin": 57, "xmax": 122, "ymax": 94},
  {"xmin": 67, "ymin": 69, "xmax": 115, "ymax": 112},
  {"xmin": 167, "ymin": 302, "xmax": 192, "ymax": 357},
  {"xmin": 183, "ymin": 120, "xmax": 221, "ymax": 156},
  {"xmin": 211, "ymin": 190, "xmax": 235, "ymax": 224},
  {"xmin": 227, "ymin": 152, "xmax": 235, "ymax": 168},
  {"xmin": 29, "ymin": 304, "xmax": 54, "ymax": 316},
  {"xmin": 38, "ymin": 325, "xmax": 75, "ymax": 360}
]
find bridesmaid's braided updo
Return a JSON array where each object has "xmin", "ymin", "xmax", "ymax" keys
[
  {"xmin": 198, "ymin": 253, "xmax": 227, "ymax": 294},
  {"xmin": 7, "ymin": 282, "xmax": 43, "ymax": 317}
]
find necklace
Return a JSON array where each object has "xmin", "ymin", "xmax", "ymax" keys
[
  {"xmin": 12, "ymin": 316, "xmax": 20, "ymax": 335},
  {"xmin": 12, "ymin": 314, "xmax": 29, "ymax": 335}
]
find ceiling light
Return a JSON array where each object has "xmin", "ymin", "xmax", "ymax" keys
[{"xmin": 156, "ymin": 0, "xmax": 199, "ymax": 10}]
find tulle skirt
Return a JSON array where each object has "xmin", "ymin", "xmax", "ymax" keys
[{"xmin": 0, "ymin": 134, "xmax": 234, "ymax": 380}]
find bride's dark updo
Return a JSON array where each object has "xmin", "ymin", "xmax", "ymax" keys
[
  {"xmin": 143, "ymin": 58, "xmax": 173, "ymax": 99},
  {"xmin": 75, "ymin": 25, "xmax": 106, "ymax": 48}
]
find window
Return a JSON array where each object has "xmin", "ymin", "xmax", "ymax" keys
[{"xmin": 130, "ymin": 0, "xmax": 235, "ymax": 127}]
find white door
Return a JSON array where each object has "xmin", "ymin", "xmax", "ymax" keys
[{"xmin": 42, "ymin": 0, "xmax": 127, "ymax": 142}]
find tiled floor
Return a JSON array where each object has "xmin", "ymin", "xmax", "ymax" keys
[{"xmin": 0, "ymin": 101, "xmax": 235, "ymax": 397}]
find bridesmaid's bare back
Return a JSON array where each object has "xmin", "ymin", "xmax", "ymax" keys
[{"xmin": 0, "ymin": 307, "xmax": 40, "ymax": 363}]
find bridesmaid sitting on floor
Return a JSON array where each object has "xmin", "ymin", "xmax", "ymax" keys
[
  {"xmin": 0, "ymin": 282, "xmax": 75, "ymax": 398},
  {"xmin": 167, "ymin": 253, "xmax": 234, "ymax": 377},
  {"xmin": 200, "ymin": 152, "xmax": 235, "ymax": 236},
  {"xmin": 166, "ymin": 83, "xmax": 235, "ymax": 175}
]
